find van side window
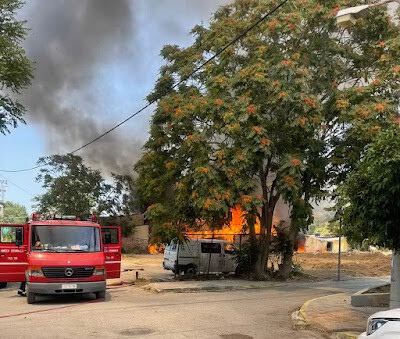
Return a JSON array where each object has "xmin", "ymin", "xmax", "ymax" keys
[
  {"xmin": 224, "ymin": 243, "xmax": 236, "ymax": 255},
  {"xmin": 0, "ymin": 226, "xmax": 23, "ymax": 243},
  {"xmin": 201, "ymin": 243, "xmax": 221, "ymax": 254}
]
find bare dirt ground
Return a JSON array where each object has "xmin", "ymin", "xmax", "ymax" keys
[
  {"xmin": 121, "ymin": 252, "xmax": 392, "ymax": 281},
  {"xmin": 293, "ymin": 252, "xmax": 391, "ymax": 280},
  {"xmin": 121, "ymin": 254, "xmax": 169, "ymax": 281}
]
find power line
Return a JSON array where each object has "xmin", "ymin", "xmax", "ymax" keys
[
  {"xmin": 0, "ymin": 174, "xmax": 35, "ymax": 197},
  {"xmin": 0, "ymin": 164, "xmax": 45, "ymax": 173},
  {"xmin": 0, "ymin": 0, "xmax": 289, "ymax": 173}
]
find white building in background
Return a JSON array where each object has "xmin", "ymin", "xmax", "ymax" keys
[{"xmin": 301, "ymin": 235, "xmax": 350, "ymax": 253}]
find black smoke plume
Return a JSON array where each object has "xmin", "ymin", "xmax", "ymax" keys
[{"xmin": 21, "ymin": 0, "xmax": 228, "ymax": 174}]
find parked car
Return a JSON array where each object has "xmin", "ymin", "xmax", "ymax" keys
[
  {"xmin": 163, "ymin": 238, "xmax": 238, "ymax": 276},
  {"xmin": 358, "ymin": 308, "xmax": 400, "ymax": 338}
]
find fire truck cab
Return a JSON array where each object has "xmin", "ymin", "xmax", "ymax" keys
[{"xmin": 0, "ymin": 216, "xmax": 121, "ymax": 304}]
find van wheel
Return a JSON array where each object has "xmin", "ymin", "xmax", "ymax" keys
[
  {"xmin": 0, "ymin": 282, "xmax": 7, "ymax": 289},
  {"xmin": 185, "ymin": 266, "xmax": 197, "ymax": 277},
  {"xmin": 96, "ymin": 289, "xmax": 106, "ymax": 300},
  {"xmin": 27, "ymin": 289, "xmax": 36, "ymax": 304}
]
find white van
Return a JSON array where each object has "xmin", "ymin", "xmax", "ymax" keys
[{"xmin": 163, "ymin": 238, "xmax": 238, "ymax": 275}]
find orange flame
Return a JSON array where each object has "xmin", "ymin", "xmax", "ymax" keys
[
  {"xmin": 186, "ymin": 206, "xmax": 279, "ymax": 242},
  {"xmin": 296, "ymin": 245, "xmax": 306, "ymax": 253},
  {"xmin": 147, "ymin": 206, "xmax": 283, "ymax": 251},
  {"xmin": 185, "ymin": 206, "xmax": 256, "ymax": 242},
  {"xmin": 295, "ymin": 238, "xmax": 306, "ymax": 253},
  {"xmin": 148, "ymin": 243, "xmax": 165, "ymax": 254}
]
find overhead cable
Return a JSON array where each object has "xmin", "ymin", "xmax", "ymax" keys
[{"xmin": 0, "ymin": 0, "xmax": 289, "ymax": 173}]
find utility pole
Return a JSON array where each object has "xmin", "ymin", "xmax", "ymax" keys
[
  {"xmin": 338, "ymin": 218, "xmax": 342, "ymax": 281},
  {"xmin": 0, "ymin": 180, "xmax": 7, "ymax": 223}
]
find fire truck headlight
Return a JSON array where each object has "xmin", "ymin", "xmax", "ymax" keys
[
  {"xmin": 28, "ymin": 266, "xmax": 44, "ymax": 277},
  {"xmin": 93, "ymin": 266, "xmax": 105, "ymax": 276}
]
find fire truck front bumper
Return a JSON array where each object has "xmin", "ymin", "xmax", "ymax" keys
[{"xmin": 27, "ymin": 281, "xmax": 106, "ymax": 295}]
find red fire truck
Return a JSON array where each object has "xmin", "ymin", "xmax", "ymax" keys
[{"xmin": 0, "ymin": 215, "xmax": 121, "ymax": 304}]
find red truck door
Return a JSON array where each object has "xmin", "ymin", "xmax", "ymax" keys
[
  {"xmin": 0, "ymin": 224, "xmax": 28, "ymax": 282},
  {"xmin": 101, "ymin": 226, "xmax": 121, "ymax": 279}
]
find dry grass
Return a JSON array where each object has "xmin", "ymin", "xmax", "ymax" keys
[
  {"xmin": 121, "ymin": 252, "xmax": 391, "ymax": 281},
  {"xmin": 294, "ymin": 252, "xmax": 391, "ymax": 280}
]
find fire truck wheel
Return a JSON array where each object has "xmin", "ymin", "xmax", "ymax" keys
[
  {"xmin": 0, "ymin": 282, "xmax": 7, "ymax": 289},
  {"xmin": 96, "ymin": 289, "xmax": 106, "ymax": 299},
  {"xmin": 27, "ymin": 290, "xmax": 36, "ymax": 304}
]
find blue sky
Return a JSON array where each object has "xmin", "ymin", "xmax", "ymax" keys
[
  {"xmin": 0, "ymin": 125, "xmax": 45, "ymax": 212},
  {"xmin": 0, "ymin": 0, "xmax": 228, "ymax": 213}
]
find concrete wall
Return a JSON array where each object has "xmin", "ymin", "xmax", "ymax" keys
[
  {"xmin": 305, "ymin": 236, "xmax": 326, "ymax": 252},
  {"xmin": 331, "ymin": 238, "xmax": 350, "ymax": 253},
  {"xmin": 351, "ymin": 288, "xmax": 389, "ymax": 307},
  {"xmin": 99, "ymin": 214, "xmax": 150, "ymax": 253},
  {"xmin": 304, "ymin": 236, "xmax": 350, "ymax": 253},
  {"xmin": 122, "ymin": 224, "xmax": 149, "ymax": 253}
]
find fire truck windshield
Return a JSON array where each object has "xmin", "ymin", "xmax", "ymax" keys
[{"xmin": 31, "ymin": 225, "xmax": 101, "ymax": 253}]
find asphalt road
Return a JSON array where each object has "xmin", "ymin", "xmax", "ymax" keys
[{"xmin": 0, "ymin": 278, "xmax": 387, "ymax": 339}]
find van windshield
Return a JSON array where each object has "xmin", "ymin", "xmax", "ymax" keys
[
  {"xmin": 31, "ymin": 225, "xmax": 101, "ymax": 253},
  {"xmin": 168, "ymin": 240, "xmax": 178, "ymax": 251}
]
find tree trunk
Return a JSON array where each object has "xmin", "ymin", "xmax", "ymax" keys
[
  {"xmin": 254, "ymin": 237, "xmax": 268, "ymax": 279},
  {"xmin": 277, "ymin": 219, "xmax": 298, "ymax": 280},
  {"xmin": 248, "ymin": 213, "xmax": 256, "ymax": 242},
  {"xmin": 254, "ymin": 203, "xmax": 273, "ymax": 279},
  {"xmin": 390, "ymin": 250, "xmax": 400, "ymax": 308}
]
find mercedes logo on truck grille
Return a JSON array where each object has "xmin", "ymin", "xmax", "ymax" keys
[{"xmin": 65, "ymin": 268, "xmax": 74, "ymax": 277}]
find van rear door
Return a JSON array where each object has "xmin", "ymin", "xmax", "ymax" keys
[
  {"xmin": 221, "ymin": 243, "xmax": 237, "ymax": 273},
  {"xmin": 0, "ymin": 224, "xmax": 28, "ymax": 282},
  {"xmin": 101, "ymin": 226, "xmax": 121, "ymax": 279}
]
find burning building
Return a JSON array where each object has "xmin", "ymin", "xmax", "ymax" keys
[{"xmin": 301, "ymin": 235, "xmax": 350, "ymax": 253}]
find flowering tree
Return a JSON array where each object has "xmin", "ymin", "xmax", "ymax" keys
[{"xmin": 136, "ymin": 0, "xmax": 400, "ymax": 279}]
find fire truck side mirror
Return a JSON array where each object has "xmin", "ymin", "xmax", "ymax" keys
[
  {"xmin": 104, "ymin": 233, "xmax": 112, "ymax": 245},
  {"xmin": 15, "ymin": 228, "xmax": 23, "ymax": 246}
]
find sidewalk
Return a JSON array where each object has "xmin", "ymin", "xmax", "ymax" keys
[
  {"xmin": 295, "ymin": 292, "xmax": 388, "ymax": 338},
  {"xmin": 106, "ymin": 259, "xmax": 173, "ymax": 287},
  {"xmin": 143, "ymin": 279, "xmax": 285, "ymax": 293}
]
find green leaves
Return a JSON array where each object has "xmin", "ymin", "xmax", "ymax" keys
[
  {"xmin": 34, "ymin": 155, "xmax": 140, "ymax": 221},
  {"xmin": 34, "ymin": 155, "xmax": 105, "ymax": 217},
  {"xmin": 137, "ymin": 0, "xmax": 400, "ymax": 249},
  {"xmin": 0, "ymin": 95, "xmax": 25, "ymax": 134},
  {"xmin": 342, "ymin": 127, "xmax": 400, "ymax": 250},
  {"xmin": 0, "ymin": 0, "xmax": 33, "ymax": 134},
  {"xmin": 1, "ymin": 200, "xmax": 27, "ymax": 223}
]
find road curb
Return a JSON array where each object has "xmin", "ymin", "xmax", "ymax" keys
[
  {"xmin": 335, "ymin": 333, "xmax": 359, "ymax": 339},
  {"xmin": 106, "ymin": 280, "xmax": 135, "ymax": 287},
  {"xmin": 143, "ymin": 282, "xmax": 285, "ymax": 294},
  {"xmin": 351, "ymin": 286, "xmax": 389, "ymax": 307},
  {"xmin": 292, "ymin": 293, "xmax": 360, "ymax": 339}
]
